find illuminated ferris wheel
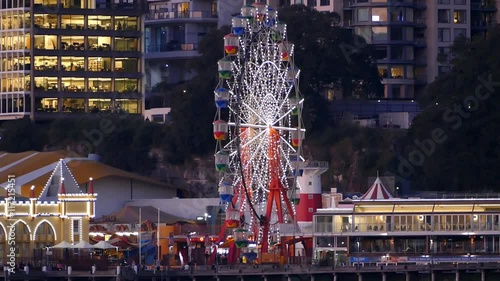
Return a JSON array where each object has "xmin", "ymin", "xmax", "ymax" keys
[{"xmin": 212, "ymin": 2, "xmax": 305, "ymax": 254}]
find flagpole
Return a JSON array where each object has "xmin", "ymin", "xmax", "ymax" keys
[
  {"xmin": 139, "ymin": 207, "xmax": 142, "ymax": 267},
  {"xmin": 157, "ymin": 207, "xmax": 160, "ymax": 261}
]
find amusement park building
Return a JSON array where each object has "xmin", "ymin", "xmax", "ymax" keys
[
  {"xmin": 0, "ymin": 157, "xmax": 96, "ymax": 264},
  {"xmin": 313, "ymin": 177, "xmax": 500, "ymax": 266},
  {"xmin": 0, "ymin": 0, "xmax": 149, "ymax": 121},
  {"xmin": 0, "ymin": 150, "xmax": 181, "ymax": 217}
]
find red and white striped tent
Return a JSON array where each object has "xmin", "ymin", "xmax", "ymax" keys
[{"xmin": 360, "ymin": 176, "xmax": 393, "ymax": 200}]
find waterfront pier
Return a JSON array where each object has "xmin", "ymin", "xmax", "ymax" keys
[{"xmin": 3, "ymin": 262, "xmax": 500, "ymax": 281}]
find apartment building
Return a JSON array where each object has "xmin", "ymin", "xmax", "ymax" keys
[
  {"xmin": 0, "ymin": 0, "xmax": 148, "ymax": 121},
  {"xmin": 284, "ymin": 0, "xmax": 500, "ymax": 99},
  {"xmin": 144, "ymin": 0, "xmax": 245, "ymax": 108}
]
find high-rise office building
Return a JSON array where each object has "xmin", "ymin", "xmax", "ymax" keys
[{"xmin": 0, "ymin": 0, "xmax": 148, "ymax": 121}]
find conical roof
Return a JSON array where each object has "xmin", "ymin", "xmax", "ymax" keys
[
  {"xmin": 38, "ymin": 159, "xmax": 82, "ymax": 199},
  {"xmin": 360, "ymin": 176, "xmax": 393, "ymax": 200}
]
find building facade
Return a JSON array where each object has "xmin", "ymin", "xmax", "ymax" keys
[
  {"xmin": 281, "ymin": 0, "xmax": 500, "ymax": 99},
  {"xmin": 0, "ymin": 167, "xmax": 96, "ymax": 264},
  {"xmin": 0, "ymin": 0, "xmax": 148, "ymax": 121},
  {"xmin": 144, "ymin": 0, "xmax": 219, "ymax": 91},
  {"xmin": 144, "ymin": 0, "xmax": 246, "ymax": 108},
  {"xmin": 313, "ymin": 183, "xmax": 500, "ymax": 266}
]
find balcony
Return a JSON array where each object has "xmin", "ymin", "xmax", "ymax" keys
[
  {"xmin": 471, "ymin": 20, "xmax": 497, "ymax": 29},
  {"xmin": 145, "ymin": 43, "xmax": 199, "ymax": 60},
  {"xmin": 414, "ymin": 38, "xmax": 426, "ymax": 47},
  {"xmin": 145, "ymin": 11, "xmax": 218, "ymax": 24},
  {"xmin": 414, "ymin": 17, "xmax": 426, "ymax": 27}
]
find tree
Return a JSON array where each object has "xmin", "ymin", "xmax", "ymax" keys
[
  {"xmin": 0, "ymin": 119, "xmax": 47, "ymax": 152},
  {"xmin": 278, "ymin": 5, "xmax": 383, "ymax": 133},
  {"xmin": 394, "ymin": 26, "xmax": 500, "ymax": 192}
]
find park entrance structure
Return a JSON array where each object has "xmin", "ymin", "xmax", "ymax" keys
[{"xmin": 212, "ymin": 2, "xmax": 306, "ymax": 265}]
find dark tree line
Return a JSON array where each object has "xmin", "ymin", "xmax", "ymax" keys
[{"xmin": 391, "ymin": 26, "xmax": 500, "ymax": 192}]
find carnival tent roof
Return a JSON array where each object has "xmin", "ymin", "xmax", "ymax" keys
[
  {"xmin": 360, "ymin": 176, "xmax": 393, "ymax": 200},
  {"xmin": 51, "ymin": 241, "xmax": 73, "ymax": 249},
  {"xmin": 71, "ymin": 240, "xmax": 95, "ymax": 249},
  {"xmin": 0, "ymin": 150, "xmax": 178, "ymax": 198}
]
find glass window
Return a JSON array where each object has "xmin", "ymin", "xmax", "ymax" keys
[
  {"xmin": 1, "ymin": 77, "xmax": 27, "ymax": 92},
  {"xmin": 89, "ymin": 99, "xmax": 112, "ymax": 112},
  {"xmin": 36, "ymin": 98, "xmax": 59, "ymax": 112},
  {"xmin": 60, "ymin": 15, "xmax": 85, "ymax": 29},
  {"xmin": 406, "ymin": 65, "xmax": 414, "ymax": 78},
  {"xmin": 372, "ymin": 27, "xmax": 388, "ymax": 41},
  {"xmin": 391, "ymin": 46, "xmax": 404, "ymax": 60},
  {"xmin": 34, "ymin": 0, "xmax": 58, "ymax": 7},
  {"xmin": 454, "ymin": 10, "xmax": 466, "ymax": 24},
  {"xmin": 374, "ymin": 46, "xmax": 387, "ymax": 60},
  {"xmin": 114, "ymin": 16, "xmax": 138, "ymax": 31},
  {"xmin": 454, "ymin": 28, "xmax": 466, "ymax": 39},
  {"xmin": 88, "ymin": 78, "xmax": 112, "ymax": 92},
  {"xmin": 114, "ymin": 37, "xmax": 138, "ymax": 51},
  {"xmin": 377, "ymin": 65, "xmax": 388, "ymax": 78},
  {"xmin": 172, "ymin": 2, "xmax": 190, "ymax": 16},
  {"xmin": 34, "ymin": 14, "xmax": 58, "ymax": 29},
  {"xmin": 115, "ymin": 78, "xmax": 138, "ymax": 93},
  {"xmin": 88, "ymin": 57, "xmax": 111, "ymax": 72},
  {"xmin": 454, "ymin": 0, "xmax": 466, "ymax": 4},
  {"xmin": 371, "ymin": 8, "xmax": 387, "ymax": 22},
  {"xmin": 61, "ymin": 77, "xmax": 85, "ymax": 92},
  {"xmin": 115, "ymin": 58, "xmax": 138, "ymax": 72},
  {"xmin": 88, "ymin": 15, "xmax": 111, "ymax": 30},
  {"xmin": 438, "ymin": 28, "xmax": 451, "ymax": 42},
  {"xmin": 1, "ymin": 34, "xmax": 26, "ymax": 51},
  {"xmin": 73, "ymin": 220, "xmax": 79, "ymax": 233},
  {"xmin": 34, "ymin": 35, "xmax": 57, "ymax": 50},
  {"xmin": 391, "ymin": 85, "xmax": 404, "ymax": 99},
  {"xmin": 390, "ymin": 27, "xmax": 403, "ymax": 40},
  {"xmin": 63, "ymin": 0, "xmax": 84, "ymax": 9},
  {"xmin": 34, "ymin": 56, "xmax": 58, "ymax": 71},
  {"xmin": 61, "ymin": 57, "xmax": 85, "ymax": 71},
  {"xmin": 438, "ymin": 9, "xmax": 450, "ymax": 23},
  {"xmin": 1, "ymin": 56, "xmax": 29, "ymax": 71},
  {"xmin": 390, "ymin": 66, "xmax": 404, "ymax": 78},
  {"xmin": 355, "ymin": 27, "xmax": 371, "ymax": 43},
  {"xmin": 438, "ymin": 0, "xmax": 450, "ymax": 3},
  {"xmin": 61, "ymin": 36, "xmax": 85, "ymax": 51},
  {"xmin": 406, "ymin": 27, "xmax": 414, "ymax": 40},
  {"xmin": 87, "ymin": 37, "xmax": 111, "ymax": 51},
  {"xmin": 116, "ymin": 99, "xmax": 139, "ymax": 113},
  {"xmin": 34, "ymin": 77, "xmax": 58, "ymax": 91},
  {"xmin": 357, "ymin": 8, "xmax": 369, "ymax": 22},
  {"xmin": 62, "ymin": 98, "xmax": 85, "ymax": 112},
  {"xmin": 406, "ymin": 8, "xmax": 413, "ymax": 22}
]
